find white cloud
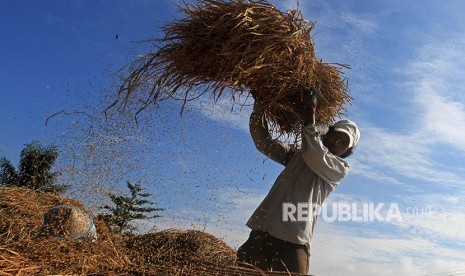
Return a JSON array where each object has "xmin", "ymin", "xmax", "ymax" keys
[
  {"xmin": 339, "ymin": 12, "xmax": 378, "ymax": 35},
  {"xmin": 352, "ymin": 123, "xmax": 465, "ymax": 187},
  {"xmin": 406, "ymin": 39, "xmax": 465, "ymax": 151},
  {"xmin": 317, "ymin": 191, "xmax": 465, "ymax": 251},
  {"xmin": 349, "ymin": 159, "xmax": 402, "ymax": 186},
  {"xmin": 311, "ymin": 225, "xmax": 465, "ymax": 276},
  {"xmin": 346, "ymin": 37, "xmax": 465, "ymax": 187},
  {"xmin": 394, "ymin": 211, "xmax": 465, "ymax": 245},
  {"xmin": 194, "ymin": 95, "xmax": 252, "ymax": 133},
  {"xmin": 388, "ymin": 193, "xmax": 465, "ymax": 245},
  {"xmin": 419, "ymin": 90, "xmax": 465, "ymax": 149},
  {"xmin": 320, "ymin": 191, "xmax": 465, "ymax": 245}
]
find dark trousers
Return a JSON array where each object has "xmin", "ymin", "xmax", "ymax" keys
[{"xmin": 237, "ymin": 230, "xmax": 309, "ymax": 275}]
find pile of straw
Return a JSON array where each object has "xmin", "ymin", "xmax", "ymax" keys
[
  {"xmin": 110, "ymin": 0, "xmax": 350, "ymax": 139},
  {"xmin": 124, "ymin": 232, "xmax": 305, "ymax": 276},
  {"xmin": 125, "ymin": 264, "xmax": 306, "ymax": 275},
  {"xmin": 0, "ymin": 187, "xmax": 306, "ymax": 275},
  {"xmin": 124, "ymin": 230, "xmax": 304, "ymax": 276},
  {"xmin": 125, "ymin": 229, "xmax": 237, "ymax": 269},
  {"xmin": 0, "ymin": 248, "xmax": 40, "ymax": 276},
  {"xmin": 0, "ymin": 186, "xmax": 129, "ymax": 275}
]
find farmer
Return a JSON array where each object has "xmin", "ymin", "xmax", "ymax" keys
[{"xmin": 237, "ymin": 92, "xmax": 360, "ymax": 274}]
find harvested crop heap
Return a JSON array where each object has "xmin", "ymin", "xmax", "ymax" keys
[
  {"xmin": 0, "ymin": 187, "xmax": 129, "ymax": 275},
  {"xmin": 126, "ymin": 230, "xmax": 237, "ymax": 267},
  {"xmin": 1, "ymin": 187, "xmax": 302, "ymax": 275},
  {"xmin": 110, "ymin": 0, "xmax": 350, "ymax": 140}
]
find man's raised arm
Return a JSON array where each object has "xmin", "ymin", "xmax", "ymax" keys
[{"xmin": 249, "ymin": 106, "xmax": 294, "ymax": 166}]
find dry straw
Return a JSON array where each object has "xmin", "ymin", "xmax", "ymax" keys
[
  {"xmin": 0, "ymin": 187, "xmax": 129, "ymax": 275},
  {"xmin": 1, "ymin": 187, "xmax": 306, "ymax": 275},
  {"xmin": 125, "ymin": 229, "xmax": 237, "ymax": 269},
  {"xmin": 108, "ymin": 0, "xmax": 350, "ymax": 141}
]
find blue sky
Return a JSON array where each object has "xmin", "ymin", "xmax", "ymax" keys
[{"xmin": 2, "ymin": 0, "xmax": 465, "ymax": 275}]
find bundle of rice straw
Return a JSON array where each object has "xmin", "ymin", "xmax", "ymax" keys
[
  {"xmin": 0, "ymin": 186, "xmax": 129, "ymax": 275},
  {"xmin": 0, "ymin": 187, "xmax": 306, "ymax": 275},
  {"xmin": 125, "ymin": 229, "xmax": 237, "ymax": 269},
  {"xmin": 0, "ymin": 248, "xmax": 40, "ymax": 276},
  {"xmin": 109, "ymin": 0, "xmax": 350, "ymax": 140}
]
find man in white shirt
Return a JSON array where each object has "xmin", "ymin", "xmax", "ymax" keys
[{"xmin": 237, "ymin": 96, "xmax": 360, "ymax": 274}]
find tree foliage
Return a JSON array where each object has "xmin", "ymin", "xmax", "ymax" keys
[
  {"xmin": 0, "ymin": 157, "xmax": 18, "ymax": 185},
  {"xmin": 98, "ymin": 181, "xmax": 164, "ymax": 236},
  {"xmin": 0, "ymin": 141, "xmax": 67, "ymax": 194}
]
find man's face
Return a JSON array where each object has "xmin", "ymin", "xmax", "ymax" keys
[{"xmin": 322, "ymin": 128, "xmax": 351, "ymax": 157}]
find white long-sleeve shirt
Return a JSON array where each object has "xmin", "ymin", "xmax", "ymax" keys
[{"xmin": 246, "ymin": 109, "xmax": 349, "ymax": 250}]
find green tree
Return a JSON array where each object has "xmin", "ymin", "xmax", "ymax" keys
[
  {"xmin": 0, "ymin": 141, "xmax": 67, "ymax": 194},
  {"xmin": 98, "ymin": 181, "xmax": 164, "ymax": 235},
  {"xmin": 0, "ymin": 157, "xmax": 18, "ymax": 185}
]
